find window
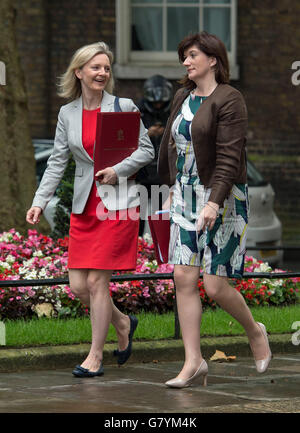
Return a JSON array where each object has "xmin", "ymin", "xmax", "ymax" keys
[{"xmin": 115, "ymin": 0, "xmax": 238, "ymax": 79}]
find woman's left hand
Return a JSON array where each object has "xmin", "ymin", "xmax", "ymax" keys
[
  {"xmin": 95, "ymin": 167, "xmax": 117, "ymax": 185},
  {"xmin": 204, "ymin": 201, "xmax": 219, "ymax": 231},
  {"xmin": 196, "ymin": 201, "xmax": 219, "ymax": 232}
]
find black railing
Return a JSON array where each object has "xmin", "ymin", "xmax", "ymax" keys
[
  {"xmin": 1, "ymin": 270, "xmax": 299, "ymax": 339},
  {"xmin": 0, "ymin": 271, "xmax": 300, "ymax": 288},
  {"xmin": 246, "ymin": 246, "xmax": 300, "ymax": 251}
]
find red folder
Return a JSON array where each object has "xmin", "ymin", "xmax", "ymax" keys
[
  {"xmin": 94, "ymin": 111, "xmax": 140, "ymax": 176},
  {"xmin": 147, "ymin": 211, "xmax": 170, "ymax": 264}
]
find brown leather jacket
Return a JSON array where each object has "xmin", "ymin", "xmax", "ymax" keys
[{"xmin": 158, "ymin": 83, "xmax": 248, "ymax": 207}]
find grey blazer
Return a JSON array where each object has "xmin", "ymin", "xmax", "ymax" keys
[{"xmin": 31, "ymin": 91, "xmax": 155, "ymax": 213}]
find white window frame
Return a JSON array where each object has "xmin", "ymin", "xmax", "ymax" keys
[{"xmin": 115, "ymin": 0, "xmax": 239, "ymax": 80}]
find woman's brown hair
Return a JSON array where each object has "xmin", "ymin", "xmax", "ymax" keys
[{"xmin": 178, "ymin": 31, "xmax": 230, "ymax": 90}]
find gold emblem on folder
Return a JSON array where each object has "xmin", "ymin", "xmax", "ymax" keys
[{"xmin": 117, "ymin": 129, "xmax": 124, "ymax": 141}]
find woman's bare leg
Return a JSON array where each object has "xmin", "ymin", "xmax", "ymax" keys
[
  {"xmin": 69, "ymin": 269, "xmax": 130, "ymax": 371},
  {"xmin": 69, "ymin": 269, "xmax": 131, "ymax": 353},
  {"xmin": 110, "ymin": 299, "xmax": 131, "ymax": 351},
  {"xmin": 68, "ymin": 268, "xmax": 89, "ymax": 305},
  {"xmin": 203, "ymin": 274, "xmax": 269, "ymax": 360},
  {"xmin": 78, "ymin": 269, "xmax": 113, "ymax": 371},
  {"xmin": 173, "ymin": 264, "xmax": 204, "ymax": 380}
]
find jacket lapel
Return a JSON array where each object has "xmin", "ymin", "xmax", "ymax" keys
[
  {"xmin": 101, "ymin": 90, "xmax": 115, "ymax": 112},
  {"xmin": 70, "ymin": 91, "xmax": 115, "ymax": 162},
  {"xmin": 70, "ymin": 96, "xmax": 93, "ymax": 162}
]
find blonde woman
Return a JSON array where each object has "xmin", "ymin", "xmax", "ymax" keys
[{"xmin": 26, "ymin": 42, "xmax": 154, "ymax": 377}]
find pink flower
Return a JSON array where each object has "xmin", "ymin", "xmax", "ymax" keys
[
  {"xmin": 28, "ymin": 229, "xmax": 38, "ymax": 235},
  {"xmin": 23, "ymin": 248, "xmax": 32, "ymax": 256}
]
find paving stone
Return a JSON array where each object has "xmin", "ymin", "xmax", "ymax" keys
[{"xmin": 0, "ymin": 354, "xmax": 299, "ymax": 413}]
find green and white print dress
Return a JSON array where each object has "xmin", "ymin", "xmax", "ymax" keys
[{"xmin": 169, "ymin": 92, "xmax": 249, "ymax": 279}]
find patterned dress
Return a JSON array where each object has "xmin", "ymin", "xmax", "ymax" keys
[{"xmin": 169, "ymin": 93, "xmax": 249, "ymax": 279}]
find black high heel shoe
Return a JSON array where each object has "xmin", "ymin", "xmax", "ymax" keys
[
  {"xmin": 113, "ymin": 315, "xmax": 138, "ymax": 365},
  {"xmin": 72, "ymin": 363, "xmax": 104, "ymax": 378}
]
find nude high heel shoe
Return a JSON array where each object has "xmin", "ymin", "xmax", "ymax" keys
[
  {"xmin": 165, "ymin": 359, "xmax": 208, "ymax": 388},
  {"xmin": 255, "ymin": 322, "xmax": 272, "ymax": 373}
]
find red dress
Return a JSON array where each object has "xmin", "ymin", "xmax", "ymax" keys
[{"xmin": 68, "ymin": 108, "xmax": 139, "ymax": 270}]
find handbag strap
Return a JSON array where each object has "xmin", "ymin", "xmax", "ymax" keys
[{"xmin": 114, "ymin": 96, "xmax": 122, "ymax": 112}]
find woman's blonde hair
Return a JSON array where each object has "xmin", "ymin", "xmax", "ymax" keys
[{"xmin": 57, "ymin": 42, "xmax": 115, "ymax": 100}]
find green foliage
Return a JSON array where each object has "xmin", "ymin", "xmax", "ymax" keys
[{"xmin": 51, "ymin": 155, "xmax": 75, "ymax": 239}]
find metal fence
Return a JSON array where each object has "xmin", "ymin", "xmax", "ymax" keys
[
  {"xmin": 246, "ymin": 246, "xmax": 300, "ymax": 251},
  {"xmin": 0, "ymin": 271, "xmax": 300, "ymax": 289},
  {"xmin": 1, "ymin": 267, "xmax": 299, "ymax": 339}
]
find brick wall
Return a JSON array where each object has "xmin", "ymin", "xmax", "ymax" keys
[
  {"xmin": 237, "ymin": 0, "xmax": 300, "ymax": 224},
  {"xmin": 16, "ymin": 0, "xmax": 115, "ymax": 136},
  {"xmin": 15, "ymin": 0, "xmax": 49, "ymax": 137},
  {"xmin": 48, "ymin": 0, "xmax": 115, "ymax": 131}
]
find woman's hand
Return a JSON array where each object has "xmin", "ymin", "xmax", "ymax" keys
[
  {"xmin": 26, "ymin": 206, "xmax": 43, "ymax": 225},
  {"xmin": 95, "ymin": 167, "xmax": 117, "ymax": 185},
  {"xmin": 148, "ymin": 124, "xmax": 165, "ymax": 138},
  {"xmin": 196, "ymin": 201, "xmax": 219, "ymax": 232}
]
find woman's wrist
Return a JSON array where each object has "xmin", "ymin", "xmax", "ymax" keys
[{"xmin": 206, "ymin": 201, "xmax": 219, "ymax": 216}]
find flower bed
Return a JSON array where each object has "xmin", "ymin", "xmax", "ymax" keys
[{"xmin": 0, "ymin": 229, "xmax": 299, "ymax": 320}]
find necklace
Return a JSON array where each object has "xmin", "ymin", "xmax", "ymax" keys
[
  {"xmin": 82, "ymin": 92, "xmax": 103, "ymax": 110},
  {"xmin": 193, "ymin": 83, "xmax": 218, "ymax": 98}
]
